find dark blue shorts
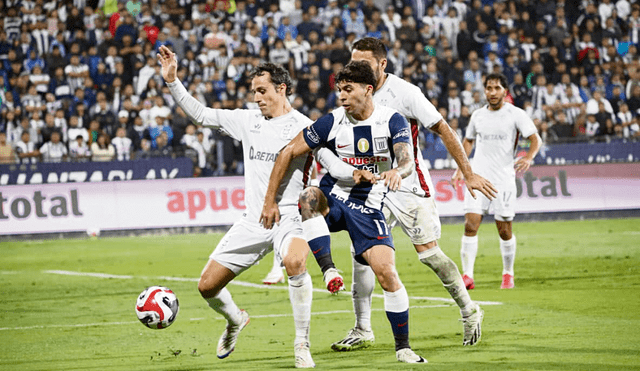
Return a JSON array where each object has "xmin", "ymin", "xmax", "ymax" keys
[{"xmin": 321, "ymin": 188, "xmax": 394, "ymax": 266}]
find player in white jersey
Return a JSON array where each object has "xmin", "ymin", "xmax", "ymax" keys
[
  {"xmin": 262, "ymin": 61, "xmax": 427, "ymax": 364},
  {"xmin": 302, "ymin": 37, "xmax": 496, "ymax": 350},
  {"xmin": 158, "ymin": 45, "xmax": 317, "ymax": 368},
  {"xmin": 452, "ymin": 73, "xmax": 541, "ymax": 290}
]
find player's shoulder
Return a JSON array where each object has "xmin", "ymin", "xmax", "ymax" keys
[
  {"xmin": 383, "ymin": 74, "xmax": 422, "ymax": 96},
  {"xmin": 470, "ymin": 105, "xmax": 489, "ymax": 119},
  {"xmin": 290, "ymin": 109, "xmax": 314, "ymax": 125}
]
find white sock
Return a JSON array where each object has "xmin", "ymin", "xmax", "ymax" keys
[
  {"xmin": 204, "ymin": 287, "xmax": 242, "ymax": 325},
  {"xmin": 288, "ymin": 272, "xmax": 312, "ymax": 345},
  {"xmin": 383, "ymin": 284, "xmax": 409, "ymax": 312},
  {"xmin": 460, "ymin": 235, "xmax": 479, "ymax": 278},
  {"xmin": 418, "ymin": 247, "xmax": 474, "ymax": 315},
  {"xmin": 500, "ymin": 235, "xmax": 516, "ymax": 276},
  {"xmin": 352, "ymin": 255, "xmax": 375, "ymax": 331}
]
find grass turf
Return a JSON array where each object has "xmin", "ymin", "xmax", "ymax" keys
[{"xmin": 1, "ymin": 218, "xmax": 639, "ymax": 370}]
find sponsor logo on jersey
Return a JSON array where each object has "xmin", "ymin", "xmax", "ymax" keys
[
  {"xmin": 306, "ymin": 126, "xmax": 320, "ymax": 144},
  {"xmin": 341, "ymin": 156, "xmax": 388, "ymax": 165},
  {"xmin": 357, "ymin": 138, "xmax": 370, "ymax": 153},
  {"xmin": 480, "ymin": 133, "xmax": 508, "ymax": 141},
  {"xmin": 248, "ymin": 146, "xmax": 278, "ymax": 162},
  {"xmin": 374, "ymin": 137, "xmax": 388, "ymax": 151},
  {"xmin": 250, "ymin": 121, "xmax": 261, "ymax": 133},
  {"xmin": 337, "ymin": 143, "xmax": 350, "ymax": 149},
  {"xmin": 393, "ymin": 128, "xmax": 410, "ymax": 140}
]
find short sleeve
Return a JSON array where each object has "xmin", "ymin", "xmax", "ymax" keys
[
  {"xmin": 389, "ymin": 112, "xmax": 411, "ymax": 145},
  {"xmin": 302, "ymin": 113, "xmax": 334, "ymax": 149},
  {"xmin": 403, "ymin": 87, "xmax": 443, "ymax": 129},
  {"xmin": 515, "ymin": 107, "xmax": 538, "ymax": 138},
  {"xmin": 465, "ymin": 111, "xmax": 478, "ymax": 140}
]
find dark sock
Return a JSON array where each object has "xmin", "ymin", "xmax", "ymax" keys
[{"xmin": 386, "ymin": 310, "xmax": 410, "ymax": 351}]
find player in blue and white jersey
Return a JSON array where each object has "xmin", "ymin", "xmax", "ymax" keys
[
  {"xmin": 452, "ymin": 73, "xmax": 541, "ymax": 290},
  {"xmin": 158, "ymin": 45, "xmax": 316, "ymax": 368},
  {"xmin": 261, "ymin": 61, "xmax": 427, "ymax": 364},
  {"xmin": 304, "ymin": 37, "xmax": 496, "ymax": 351}
]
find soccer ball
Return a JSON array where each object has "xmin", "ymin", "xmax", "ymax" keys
[{"xmin": 135, "ymin": 286, "xmax": 179, "ymax": 329}]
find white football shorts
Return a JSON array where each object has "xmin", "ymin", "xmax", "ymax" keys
[
  {"xmin": 209, "ymin": 212, "xmax": 304, "ymax": 275},
  {"xmin": 383, "ymin": 190, "xmax": 442, "ymax": 245},
  {"xmin": 463, "ymin": 181, "xmax": 516, "ymax": 221}
]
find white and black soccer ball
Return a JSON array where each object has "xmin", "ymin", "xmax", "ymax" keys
[{"xmin": 135, "ymin": 286, "xmax": 179, "ymax": 329}]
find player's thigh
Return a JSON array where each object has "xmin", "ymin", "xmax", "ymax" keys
[
  {"xmin": 361, "ymin": 244, "xmax": 401, "ymax": 291},
  {"xmin": 273, "ymin": 212, "xmax": 306, "ymax": 265},
  {"xmin": 209, "ymin": 220, "xmax": 272, "ymax": 276},
  {"xmin": 343, "ymin": 206, "xmax": 394, "ymax": 266},
  {"xmin": 384, "ymin": 191, "xmax": 441, "ymax": 246},
  {"xmin": 491, "ymin": 183, "xmax": 516, "ymax": 222},
  {"xmin": 464, "ymin": 186, "xmax": 491, "ymax": 216}
]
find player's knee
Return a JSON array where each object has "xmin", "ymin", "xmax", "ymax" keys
[
  {"xmin": 374, "ymin": 264, "xmax": 401, "ymax": 291},
  {"xmin": 283, "ymin": 251, "xmax": 306, "ymax": 276},
  {"xmin": 197, "ymin": 277, "xmax": 220, "ymax": 298},
  {"xmin": 464, "ymin": 222, "xmax": 479, "ymax": 236},
  {"xmin": 498, "ymin": 229, "xmax": 512, "ymax": 240},
  {"xmin": 496, "ymin": 222, "xmax": 512, "ymax": 240}
]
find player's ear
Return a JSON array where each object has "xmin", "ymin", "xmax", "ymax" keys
[{"xmin": 380, "ymin": 58, "xmax": 387, "ymax": 71}]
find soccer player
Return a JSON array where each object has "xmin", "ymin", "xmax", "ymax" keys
[
  {"xmin": 261, "ymin": 61, "xmax": 427, "ymax": 364},
  {"xmin": 452, "ymin": 73, "xmax": 541, "ymax": 290},
  {"xmin": 305, "ymin": 37, "xmax": 497, "ymax": 351},
  {"xmin": 158, "ymin": 45, "xmax": 316, "ymax": 368}
]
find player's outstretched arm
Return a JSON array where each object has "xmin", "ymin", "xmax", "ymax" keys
[
  {"xmin": 261, "ymin": 131, "xmax": 313, "ymax": 229},
  {"xmin": 515, "ymin": 132, "xmax": 542, "ymax": 173},
  {"xmin": 379, "ymin": 142, "xmax": 414, "ymax": 191},
  {"xmin": 158, "ymin": 45, "xmax": 220, "ymax": 129}
]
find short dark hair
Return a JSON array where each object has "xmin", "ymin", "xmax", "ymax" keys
[
  {"xmin": 335, "ymin": 60, "xmax": 377, "ymax": 88},
  {"xmin": 352, "ymin": 37, "xmax": 387, "ymax": 61},
  {"xmin": 249, "ymin": 62, "xmax": 293, "ymax": 96},
  {"xmin": 484, "ymin": 73, "xmax": 508, "ymax": 90}
]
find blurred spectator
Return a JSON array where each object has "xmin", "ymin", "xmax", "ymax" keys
[
  {"xmin": 69, "ymin": 135, "xmax": 91, "ymax": 162},
  {"xmin": 15, "ymin": 131, "xmax": 39, "ymax": 164},
  {"xmin": 112, "ymin": 126, "xmax": 133, "ymax": 161},
  {"xmin": 0, "ymin": 132, "xmax": 15, "ymax": 164},
  {"xmin": 91, "ymin": 133, "xmax": 115, "ymax": 162},
  {"xmin": 39, "ymin": 131, "xmax": 67, "ymax": 162}
]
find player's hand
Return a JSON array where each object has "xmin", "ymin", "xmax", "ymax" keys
[
  {"xmin": 157, "ymin": 45, "xmax": 177, "ymax": 83},
  {"xmin": 353, "ymin": 169, "xmax": 377, "ymax": 185},
  {"xmin": 464, "ymin": 173, "xmax": 498, "ymax": 200},
  {"xmin": 450, "ymin": 168, "xmax": 464, "ymax": 190},
  {"xmin": 379, "ymin": 169, "xmax": 402, "ymax": 191},
  {"xmin": 260, "ymin": 201, "xmax": 281, "ymax": 229},
  {"xmin": 515, "ymin": 157, "xmax": 533, "ymax": 173}
]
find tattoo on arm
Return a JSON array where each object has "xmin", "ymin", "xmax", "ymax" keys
[
  {"xmin": 299, "ymin": 187, "xmax": 327, "ymax": 220},
  {"xmin": 393, "ymin": 142, "xmax": 414, "ymax": 178}
]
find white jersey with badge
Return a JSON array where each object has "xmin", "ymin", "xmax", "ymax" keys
[
  {"xmin": 168, "ymin": 80, "xmax": 313, "ymax": 221},
  {"xmin": 303, "ymin": 104, "xmax": 411, "ymax": 210},
  {"xmin": 374, "ymin": 73, "xmax": 443, "ymax": 197},
  {"xmin": 466, "ymin": 103, "xmax": 537, "ymax": 186}
]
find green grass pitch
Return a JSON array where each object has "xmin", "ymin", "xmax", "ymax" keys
[{"xmin": 1, "ymin": 218, "xmax": 639, "ymax": 370}]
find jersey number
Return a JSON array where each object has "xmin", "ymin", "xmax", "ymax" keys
[{"xmin": 374, "ymin": 219, "xmax": 389, "ymax": 236}]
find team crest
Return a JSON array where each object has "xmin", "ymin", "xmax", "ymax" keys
[
  {"xmin": 374, "ymin": 137, "xmax": 388, "ymax": 151},
  {"xmin": 357, "ymin": 138, "xmax": 370, "ymax": 153}
]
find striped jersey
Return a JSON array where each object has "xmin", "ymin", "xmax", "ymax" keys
[
  {"xmin": 302, "ymin": 104, "xmax": 411, "ymax": 210},
  {"xmin": 169, "ymin": 80, "xmax": 314, "ymax": 221},
  {"xmin": 373, "ymin": 73, "xmax": 443, "ymax": 197},
  {"xmin": 466, "ymin": 103, "xmax": 537, "ymax": 186}
]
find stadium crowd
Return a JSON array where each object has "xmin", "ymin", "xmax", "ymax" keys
[{"xmin": 1, "ymin": 0, "xmax": 639, "ymax": 174}]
